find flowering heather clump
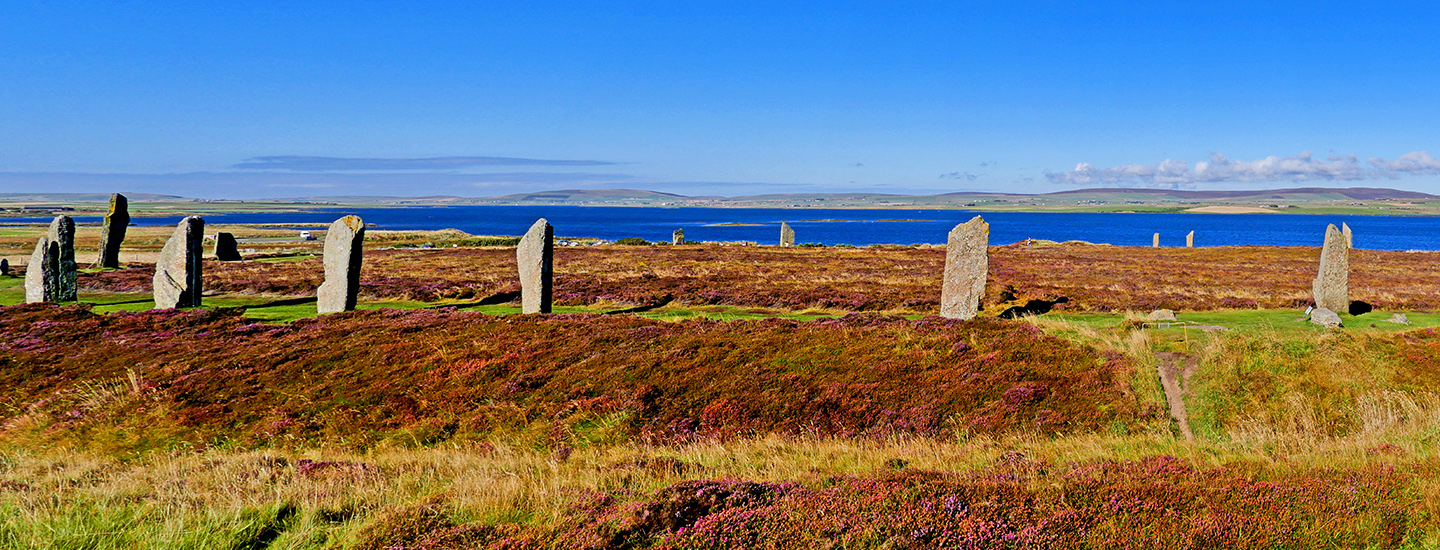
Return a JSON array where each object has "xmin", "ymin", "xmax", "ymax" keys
[
  {"xmin": 76, "ymin": 244, "xmax": 1440, "ymax": 312},
  {"xmin": 347, "ymin": 457, "xmax": 1416, "ymax": 549},
  {"xmin": 0, "ymin": 304, "xmax": 1134, "ymax": 451}
]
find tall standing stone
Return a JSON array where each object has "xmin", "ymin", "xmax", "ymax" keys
[
  {"xmin": 517, "ymin": 218, "xmax": 554, "ymax": 314},
  {"xmin": 1312, "ymin": 223, "xmax": 1349, "ymax": 312},
  {"xmin": 0, "ymin": 258, "xmax": 9, "ymax": 276},
  {"xmin": 47, "ymin": 216, "xmax": 77, "ymax": 301},
  {"xmin": 153, "ymin": 216, "xmax": 204, "ymax": 309},
  {"xmin": 1152, "ymin": 233, "xmax": 1160, "ymax": 247},
  {"xmin": 317, "ymin": 216, "xmax": 365, "ymax": 314},
  {"xmin": 1343, "ymin": 222, "xmax": 1353, "ymax": 248},
  {"xmin": 95, "ymin": 193, "xmax": 129, "ymax": 268},
  {"xmin": 940, "ymin": 215, "xmax": 989, "ymax": 320},
  {"xmin": 780, "ymin": 222, "xmax": 795, "ymax": 247},
  {"xmin": 672, "ymin": 229, "xmax": 684, "ymax": 245},
  {"xmin": 214, "ymin": 232, "xmax": 242, "ymax": 261},
  {"xmin": 24, "ymin": 237, "xmax": 56, "ymax": 303},
  {"xmin": 1186, "ymin": 231, "xmax": 1194, "ymax": 247}
]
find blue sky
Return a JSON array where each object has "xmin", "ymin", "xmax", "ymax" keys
[{"xmin": 2, "ymin": 1, "xmax": 1438, "ymax": 198}]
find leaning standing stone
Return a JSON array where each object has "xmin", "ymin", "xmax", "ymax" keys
[
  {"xmin": 96, "ymin": 193, "xmax": 129, "ymax": 268},
  {"xmin": 1153, "ymin": 233, "xmax": 1160, "ymax": 247},
  {"xmin": 214, "ymin": 232, "xmax": 242, "ymax": 261},
  {"xmin": 153, "ymin": 216, "xmax": 205, "ymax": 309},
  {"xmin": 1186, "ymin": 231, "xmax": 1194, "ymax": 247},
  {"xmin": 940, "ymin": 215, "xmax": 989, "ymax": 320},
  {"xmin": 48, "ymin": 216, "xmax": 77, "ymax": 301},
  {"xmin": 780, "ymin": 222, "xmax": 795, "ymax": 247},
  {"xmin": 1311, "ymin": 224, "xmax": 1349, "ymax": 312},
  {"xmin": 517, "ymin": 218, "xmax": 554, "ymax": 314},
  {"xmin": 672, "ymin": 229, "xmax": 684, "ymax": 245},
  {"xmin": 24, "ymin": 237, "xmax": 56, "ymax": 303},
  {"xmin": 317, "ymin": 216, "xmax": 365, "ymax": 314}
]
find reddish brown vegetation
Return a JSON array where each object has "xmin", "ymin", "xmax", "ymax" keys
[
  {"xmin": 78, "ymin": 244, "xmax": 1440, "ymax": 312},
  {"xmin": 355, "ymin": 456, "xmax": 1415, "ymax": 549},
  {"xmin": 0, "ymin": 304, "xmax": 1134, "ymax": 451}
]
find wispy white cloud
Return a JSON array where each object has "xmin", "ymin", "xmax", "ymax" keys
[
  {"xmin": 233, "ymin": 155, "xmax": 619, "ymax": 171},
  {"xmin": 939, "ymin": 171, "xmax": 981, "ymax": 181},
  {"xmin": 1045, "ymin": 151, "xmax": 1428, "ymax": 188}
]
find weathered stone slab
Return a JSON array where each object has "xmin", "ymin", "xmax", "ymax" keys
[
  {"xmin": 1147, "ymin": 309, "xmax": 1178, "ymax": 321},
  {"xmin": 1153, "ymin": 233, "xmax": 1160, "ymax": 247},
  {"xmin": 1310, "ymin": 307, "xmax": 1342, "ymax": 328},
  {"xmin": 1311, "ymin": 224, "xmax": 1349, "ymax": 312},
  {"xmin": 780, "ymin": 222, "xmax": 795, "ymax": 247},
  {"xmin": 317, "ymin": 216, "xmax": 365, "ymax": 314},
  {"xmin": 47, "ymin": 216, "xmax": 77, "ymax": 301},
  {"xmin": 153, "ymin": 216, "xmax": 204, "ymax": 309},
  {"xmin": 24, "ymin": 237, "xmax": 56, "ymax": 303},
  {"xmin": 95, "ymin": 193, "xmax": 129, "ymax": 268},
  {"xmin": 214, "ymin": 232, "xmax": 242, "ymax": 261},
  {"xmin": 1386, "ymin": 313, "xmax": 1411, "ymax": 325},
  {"xmin": 517, "ymin": 218, "xmax": 553, "ymax": 314},
  {"xmin": 1186, "ymin": 231, "xmax": 1194, "ymax": 247},
  {"xmin": 940, "ymin": 215, "xmax": 989, "ymax": 320},
  {"xmin": 672, "ymin": 229, "xmax": 684, "ymax": 245}
]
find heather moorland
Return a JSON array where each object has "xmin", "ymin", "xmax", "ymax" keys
[{"xmin": 5, "ymin": 232, "xmax": 1440, "ymax": 548}]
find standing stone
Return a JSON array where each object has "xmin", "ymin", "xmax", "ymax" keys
[
  {"xmin": 1312, "ymin": 224, "xmax": 1349, "ymax": 312},
  {"xmin": 153, "ymin": 216, "xmax": 205, "ymax": 309},
  {"xmin": 940, "ymin": 215, "xmax": 989, "ymax": 320},
  {"xmin": 0, "ymin": 258, "xmax": 9, "ymax": 276},
  {"xmin": 1186, "ymin": 231, "xmax": 1194, "ymax": 247},
  {"xmin": 47, "ymin": 216, "xmax": 77, "ymax": 301},
  {"xmin": 1153, "ymin": 233, "xmax": 1160, "ymax": 247},
  {"xmin": 24, "ymin": 237, "xmax": 57, "ymax": 303},
  {"xmin": 780, "ymin": 222, "xmax": 795, "ymax": 247},
  {"xmin": 517, "ymin": 218, "xmax": 554, "ymax": 314},
  {"xmin": 95, "ymin": 193, "xmax": 129, "ymax": 268},
  {"xmin": 1343, "ymin": 222, "xmax": 1353, "ymax": 248},
  {"xmin": 317, "ymin": 216, "xmax": 365, "ymax": 314},
  {"xmin": 672, "ymin": 229, "xmax": 685, "ymax": 245},
  {"xmin": 214, "ymin": 232, "xmax": 242, "ymax": 261}
]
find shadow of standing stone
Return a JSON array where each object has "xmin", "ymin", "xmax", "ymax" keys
[
  {"xmin": 317, "ymin": 216, "xmax": 365, "ymax": 314},
  {"xmin": 517, "ymin": 218, "xmax": 553, "ymax": 314},
  {"xmin": 214, "ymin": 232, "xmax": 242, "ymax": 261},
  {"xmin": 153, "ymin": 216, "xmax": 204, "ymax": 309},
  {"xmin": 940, "ymin": 215, "xmax": 989, "ymax": 320},
  {"xmin": 96, "ymin": 193, "xmax": 129, "ymax": 268}
]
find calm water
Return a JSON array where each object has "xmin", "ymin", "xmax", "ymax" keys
[{"xmin": 8, "ymin": 206, "xmax": 1440, "ymax": 250}]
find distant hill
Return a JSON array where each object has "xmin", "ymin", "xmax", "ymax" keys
[
  {"xmin": 0, "ymin": 192, "xmax": 186, "ymax": 202},
  {"xmin": 1039, "ymin": 187, "xmax": 1438, "ymax": 200},
  {"xmin": 474, "ymin": 189, "xmax": 703, "ymax": 203}
]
